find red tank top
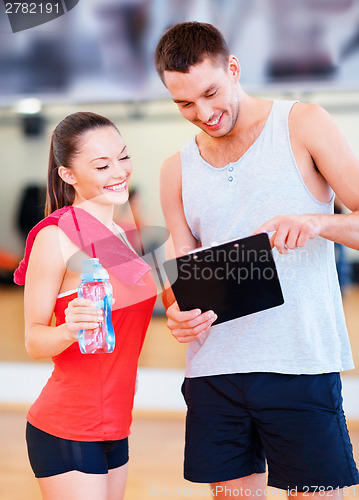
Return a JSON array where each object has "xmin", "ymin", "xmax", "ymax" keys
[{"xmin": 16, "ymin": 206, "xmax": 157, "ymax": 441}]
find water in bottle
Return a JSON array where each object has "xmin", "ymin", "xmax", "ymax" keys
[{"xmin": 77, "ymin": 258, "xmax": 115, "ymax": 354}]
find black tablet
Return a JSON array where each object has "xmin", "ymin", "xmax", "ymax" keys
[{"xmin": 163, "ymin": 233, "xmax": 284, "ymax": 325}]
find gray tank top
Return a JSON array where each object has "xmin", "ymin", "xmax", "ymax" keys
[{"xmin": 180, "ymin": 99, "xmax": 354, "ymax": 377}]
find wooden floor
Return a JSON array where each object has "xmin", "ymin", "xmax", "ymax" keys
[
  {"xmin": 1, "ymin": 284, "xmax": 359, "ymax": 499},
  {"xmin": 1, "ymin": 407, "xmax": 359, "ymax": 500}
]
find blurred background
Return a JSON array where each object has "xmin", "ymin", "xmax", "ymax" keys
[{"xmin": 1, "ymin": 1, "xmax": 359, "ymax": 499}]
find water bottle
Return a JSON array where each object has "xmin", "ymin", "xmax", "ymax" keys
[{"xmin": 77, "ymin": 258, "xmax": 115, "ymax": 354}]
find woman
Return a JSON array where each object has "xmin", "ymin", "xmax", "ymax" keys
[{"xmin": 14, "ymin": 112, "xmax": 156, "ymax": 500}]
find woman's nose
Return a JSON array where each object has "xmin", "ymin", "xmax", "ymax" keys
[{"xmin": 114, "ymin": 160, "xmax": 131, "ymax": 178}]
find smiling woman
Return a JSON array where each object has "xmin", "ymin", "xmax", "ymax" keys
[{"xmin": 12, "ymin": 112, "xmax": 156, "ymax": 500}]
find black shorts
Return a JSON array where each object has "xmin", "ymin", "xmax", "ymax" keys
[
  {"xmin": 26, "ymin": 423, "xmax": 129, "ymax": 478},
  {"xmin": 182, "ymin": 372, "xmax": 359, "ymax": 491}
]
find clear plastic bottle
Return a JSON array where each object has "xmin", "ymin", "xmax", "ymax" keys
[{"xmin": 77, "ymin": 258, "xmax": 115, "ymax": 354}]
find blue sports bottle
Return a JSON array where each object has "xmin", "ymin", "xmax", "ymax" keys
[{"xmin": 77, "ymin": 258, "xmax": 115, "ymax": 354}]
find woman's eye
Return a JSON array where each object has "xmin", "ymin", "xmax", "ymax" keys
[
  {"xmin": 97, "ymin": 165, "xmax": 109, "ymax": 170},
  {"xmin": 119, "ymin": 155, "xmax": 131, "ymax": 161}
]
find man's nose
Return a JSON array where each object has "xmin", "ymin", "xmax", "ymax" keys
[{"xmin": 196, "ymin": 102, "xmax": 213, "ymax": 123}]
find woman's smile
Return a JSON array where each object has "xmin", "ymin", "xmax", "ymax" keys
[{"xmin": 104, "ymin": 180, "xmax": 127, "ymax": 191}]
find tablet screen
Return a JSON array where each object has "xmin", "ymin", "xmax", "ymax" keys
[{"xmin": 163, "ymin": 233, "xmax": 284, "ymax": 325}]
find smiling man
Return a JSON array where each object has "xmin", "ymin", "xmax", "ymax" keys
[{"xmin": 155, "ymin": 22, "xmax": 359, "ymax": 499}]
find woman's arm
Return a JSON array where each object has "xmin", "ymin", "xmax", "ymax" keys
[{"xmin": 24, "ymin": 225, "xmax": 102, "ymax": 359}]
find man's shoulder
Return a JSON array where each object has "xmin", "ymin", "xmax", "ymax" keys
[
  {"xmin": 289, "ymin": 101, "xmax": 328, "ymax": 125},
  {"xmin": 288, "ymin": 102, "xmax": 334, "ymax": 144},
  {"xmin": 162, "ymin": 151, "xmax": 181, "ymax": 171},
  {"xmin": 161, "ymin": 152, "xmax": 182, "ymax": 189}
]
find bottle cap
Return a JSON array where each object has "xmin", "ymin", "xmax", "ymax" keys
[{"xmin": 81, "ymin": 258, "xmax": 109, "ymax": 282}]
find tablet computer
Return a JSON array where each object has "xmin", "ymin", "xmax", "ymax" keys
[{"xmin": 163, "ymin": 232, "xmax": 284, "ymax": 325}]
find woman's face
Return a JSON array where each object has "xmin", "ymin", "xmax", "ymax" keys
[{"xmin": 63, "ymin": 126, "xmax": 132, "ymax": 206}]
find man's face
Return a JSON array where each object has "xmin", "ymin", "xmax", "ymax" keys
[{"xmin": 163, "ymin": 56, "xmax": 240, "ymax": 138}]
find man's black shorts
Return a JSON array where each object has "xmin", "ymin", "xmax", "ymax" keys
[{"xmin": 182, "ymin": 372, "xmax": 359, "ymax": 491}]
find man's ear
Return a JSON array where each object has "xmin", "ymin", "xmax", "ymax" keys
[
  {"xmin": 228, "ymin": 55, "xmax": 241, "ymax": 83},
  {"xmin": 58, "ymin": 166, "xmax": 76, "ymax": 185}
]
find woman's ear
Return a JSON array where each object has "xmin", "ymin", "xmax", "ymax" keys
[
  {"xmin": 228, "ymin": 55, "xmax": 241, "ymax": 83},
  {"xmin": 58, "ymin": 166, "xmax": 76, "ymax": 186}
]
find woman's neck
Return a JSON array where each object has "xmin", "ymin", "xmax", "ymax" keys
[{"xmin": 72, "ymin": 199, "xmax": 115, "ymax": 231}]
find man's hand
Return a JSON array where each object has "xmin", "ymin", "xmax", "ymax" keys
[
  {"xmin": 254, "ymin": 214, "xmax": 323, "ymax": 254},
  {"xmin": 166, "ymin": 301, "xmax": 218, "ymax": 343}
]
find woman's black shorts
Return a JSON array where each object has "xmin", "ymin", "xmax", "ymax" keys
[{"xmin": 26, "ymin": 422, "xmax": 129, "ymax": 478}]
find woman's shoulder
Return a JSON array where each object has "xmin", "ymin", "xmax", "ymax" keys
[
  {"xmin": 27, "ymin": 208, "xmax": 76, "ymax": 258},
  {"xmin": 31, "ymin": 219, "xmax": 79, "ymax": 264},
  {"xmin": 14, "ymin": 207, "xmax": 74, "ymax": 285},
  {"xmin": 31, "ymin": 224, "xmax": 63, "ymax": 250}
]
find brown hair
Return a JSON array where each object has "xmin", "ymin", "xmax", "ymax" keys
[
  {"xmin": 154, "ymin": 22, "xmax": 230, "ymax": 83},
  {"xmin": 45, "ymin": 112, "xmax": 117, "ymax": 216}
]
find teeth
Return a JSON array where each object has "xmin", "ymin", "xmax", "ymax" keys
[
  {"xmin": 206, "ymin": 115, "xmax": 221, "ymax": 126},
  {"xmin": 104, "ymin": 181, "xmax": 126, "ymax": 191}
]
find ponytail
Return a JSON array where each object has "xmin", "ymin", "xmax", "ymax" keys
[{"xmin": 45, "ymin": 136, "xmax": 75, "ymax": 216}]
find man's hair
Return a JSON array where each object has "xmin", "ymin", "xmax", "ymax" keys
[{"xmin": 154, "ymin": 22, "xmax": 230, "ymax": 83}]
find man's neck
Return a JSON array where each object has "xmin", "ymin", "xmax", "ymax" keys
[{"xmin": 195, "ymin": 97, "xmax": 274, "ymax": 168}]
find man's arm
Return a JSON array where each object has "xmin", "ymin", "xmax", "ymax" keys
[
  {"xmin": 160, "ymin": 151, "xmax": 198, "ymax": 310},
  {"xmin": 160, "ymin": 152, "xmax": 217, "ymax": 342},
  {"xmin": 255, "ymin": 103, "xmax": 359, "ymax": 253}
]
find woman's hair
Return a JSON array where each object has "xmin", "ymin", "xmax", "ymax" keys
[
  {"xmin": 154, "ymin": 22, "xmax": 230, "ymax": 83},
  {"xmin": 46, "ymin": 111, "xmax": 118, "ymax": 216}
]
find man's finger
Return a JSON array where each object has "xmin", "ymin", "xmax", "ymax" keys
[{"xmin": 253, "ymin": 216, "xmax": 280, "ymax": 236}]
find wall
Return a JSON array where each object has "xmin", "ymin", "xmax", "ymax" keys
[
  {"xmin": 0, "ymin": 91, "xmax": 359, "ymax": 260},
  {"xmin": 0, "ymin": 100, "xmax": 197, "ymax": 255}
]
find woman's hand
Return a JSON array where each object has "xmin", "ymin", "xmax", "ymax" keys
[{"xmin": 64, "ymin": 298, "xmax": 104, "ymax": 341}]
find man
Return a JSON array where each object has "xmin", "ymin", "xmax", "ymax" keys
[{"xmin": 155, "ymin": 22, "xmax": 359, "ymax": 498}]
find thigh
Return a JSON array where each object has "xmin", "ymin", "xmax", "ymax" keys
[
  {"xmin": 39, "ymin": 467, "xmax": 129, "ymax": 500},
  {"xmin": 182, "ymin": 376, "xmax": 266, "ymax": 484},
  {"xmin": 108, "ymin": 463, "xmax": 129, "ymax": 500},
  {"xmin": 38, "ymin": 471, "xmax": 108, "ymax": 500},
  {"xmin": 249, "ymin": 373, "xmax": 359, "ymax": 492}
]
